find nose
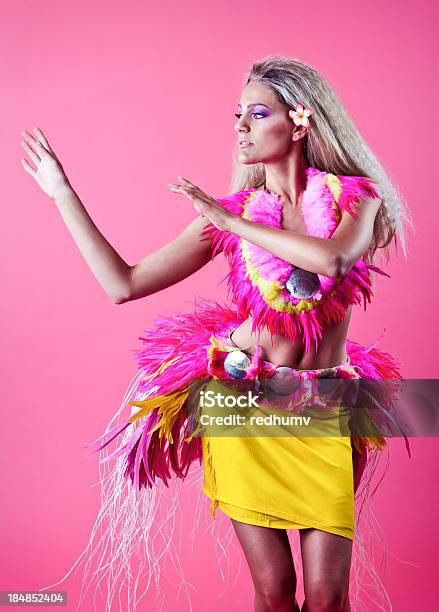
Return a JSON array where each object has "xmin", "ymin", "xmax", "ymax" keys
[
  {"xmin": 234, "ymin": 116, "xmax": 250, "ymax": 133},
  {"xmin": 235, "ymin": 125, "xmax": 250, "ymax": 137}
]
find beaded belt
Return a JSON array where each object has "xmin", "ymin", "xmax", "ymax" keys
[{"xmin": 206, "ymin": 332, "xmax": 359, "ymax": 412}]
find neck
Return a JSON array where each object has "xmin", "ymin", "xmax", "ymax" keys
[{"xmin": 263, "ymin": 152, "xmax": 309, "ymax": 208}]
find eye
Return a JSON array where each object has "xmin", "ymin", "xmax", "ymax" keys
[{"xmin": 234, "ymin": 112, "xmax": 265, "ymax": 119}]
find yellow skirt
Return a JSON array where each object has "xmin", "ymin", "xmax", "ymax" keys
[{"xmin": 200, "ymin": 380, "xmax": 355, "ymax": 540}]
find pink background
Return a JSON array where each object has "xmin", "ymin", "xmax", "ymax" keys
[{"xmin": 2, "ymin": 0, "xmax": 438, "ymax": 610}]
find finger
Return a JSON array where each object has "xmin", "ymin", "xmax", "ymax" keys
[
  {"xmin": 169, "ymin": 184, "xmax": 203, "ymax": 210},
  {"xmin": 168, "ymin": 184, "xmax": 184, "ymax": 192},
  {"xmin": 178, "ymin": 179, "xmax": 204, "ymax": 196},
  {"xmin": 168, "ymin": 184, "xmax": 192, "ymax": 195},
  {"xmin": 21, "ymin": 157, "xmax": 37, "ymax": 177},
  {"xmin": 33, "ymin": 127, "xmax": 54, "ymax": 153},
  {"xmin": 22, "ymin": 130, "xmax": 46, "ymax": 156},
  {"xmin": 178, "ymin": 178, "xmax": 210, "ymax": 201},
  {"xmin": 178, "ymin": 176, "xmax": 197, "ymax": 188},
  {"xmin": 21, "ymin": 140, "xmax": 41, "ymax": 165}
]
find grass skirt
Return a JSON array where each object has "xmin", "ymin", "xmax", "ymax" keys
[{"xmin": 37, "ymin": 297, "xmax": 411, "ymax": 611}]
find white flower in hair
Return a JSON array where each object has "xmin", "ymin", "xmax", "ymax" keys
[{"xmin": 290, "ymin": 103, "xmax": 313, "ymax": 128}]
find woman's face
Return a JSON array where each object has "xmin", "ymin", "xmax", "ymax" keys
[{"xmin": 235, "ymin": 81, "xmax": 296, "ymax": 164}]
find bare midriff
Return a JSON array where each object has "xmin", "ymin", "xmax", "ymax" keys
[{"xmin": 229, "ymin": 304, "xmax": 352, "ymax": 370}]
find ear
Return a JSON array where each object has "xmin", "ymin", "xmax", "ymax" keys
[
  {"xmin": 288, "ymin": 110, "xmax": 309, "ymax": 141},
  {"xmin": 293, "ymin": 126, "xmax": 309, "ymax": 141}
]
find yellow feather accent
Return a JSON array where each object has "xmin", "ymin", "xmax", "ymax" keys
[
  {"xmin": 332, "ymin": 202, "xmax": 341, "ymax": 224},
  {"xmin": 350, "ymin": 403, "xmax": 388, "ymax": 454},
  {"xmin": 208, "ymin": 335, "xmax": 236, "ymax": 354},
  {"xmin": 326, "ymin": 173, "xmax": 342, "ymax": 203},
  {"xmin": 128, "ymin": 388, "xmax": 188, "ymax": 444},
  {"xmin": 365, "ymin": 436, "xmax": 387, "ymax": 451},
  {"xmin": 326, "ymin": 174, "xmax": 342, "ymax": 224},
  {"xmin": 352, "ymin": 435, "xmax": 387, "ymax": 454},
  {"xmin": 141, "ymin": 356, "xmax": 180, "ymax": 381}
]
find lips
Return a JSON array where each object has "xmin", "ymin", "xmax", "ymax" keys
[{"xmin": 238, "ymin": 141, "xmax": 253, "ymax": 148}]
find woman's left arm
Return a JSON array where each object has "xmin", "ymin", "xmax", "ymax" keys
[{"xmin": 168, "ymin": 176, "xmax": 381, "ymax": 279}]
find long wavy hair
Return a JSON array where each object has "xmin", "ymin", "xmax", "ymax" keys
[{"xmin": 229, "ymin": 56, "xmax": 414, "ymax": 264}]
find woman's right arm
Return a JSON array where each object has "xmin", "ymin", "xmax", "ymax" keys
[
  {"xmin": 123, "ymin": 214, "xmax": 214, "ymax": 303},
  {"xmin": 21, "ymin": 127, "xmax": 216, "ymax": 305},
  {"xmin": 54, "ymin": 188, "xmax": 214, "ymax": 304}
]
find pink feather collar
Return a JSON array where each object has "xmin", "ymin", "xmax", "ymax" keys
[{"xmin": 202, "ymin": 166, "xmax": 389, "ymax": 353}]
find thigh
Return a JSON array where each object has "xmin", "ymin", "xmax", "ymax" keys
[
  {"xmin": 231, "ymin": 519, "xmax": 297, "ymax": 589},
  {"xmin": 300, "ymin": 528, "xmax": 352, "ymax": 592}
]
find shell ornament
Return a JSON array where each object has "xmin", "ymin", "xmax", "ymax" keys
[{"xmin": 285, "ymin": 267, "xmax": 321, "ymax": 300}]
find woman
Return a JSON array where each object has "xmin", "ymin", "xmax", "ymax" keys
[{"xmin": 22, "ymin": 56, "xmax": 412, "ymax": 611}]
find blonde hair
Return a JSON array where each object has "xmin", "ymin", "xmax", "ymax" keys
[{"xmin": 229, "ymin": 55, "xmax": 414, "ymax": 264}]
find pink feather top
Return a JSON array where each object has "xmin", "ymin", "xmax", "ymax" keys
[{"xmin": 201, "ymin": 166, "xmax": 389, "ymax": 354}]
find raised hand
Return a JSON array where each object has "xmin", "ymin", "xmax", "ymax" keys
[
  {"xmin": 20, "ymin": 127, "xmax": 72, "ymax": 201},
  {"xmin": 168, "ymin": 176, "xmax": 237, "ymax": 232}
]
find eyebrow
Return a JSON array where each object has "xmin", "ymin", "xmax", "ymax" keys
[{"xmin": 237, "ymin": 103, "xmax": 271, "ymax": 109}]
